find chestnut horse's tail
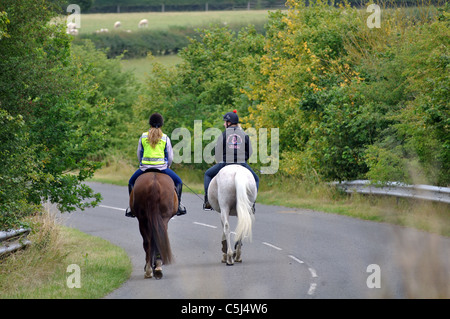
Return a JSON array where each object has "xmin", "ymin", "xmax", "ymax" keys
[{"xmin": 146, "ymin": 183, "xmax": 173, "ymax": 265}]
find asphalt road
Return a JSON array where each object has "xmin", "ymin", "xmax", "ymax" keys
[{"xmin": 62, "ymin": 182, "xmax": 450, "ymax": 299}]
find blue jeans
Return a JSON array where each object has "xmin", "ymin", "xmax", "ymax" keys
[
  {"xmin": 129, "ymin": 168, "xmax": 182, "ymax": 191},
  {"xmin": 204, "ymin": 163, "xmax": 259, "ymax": 196}
]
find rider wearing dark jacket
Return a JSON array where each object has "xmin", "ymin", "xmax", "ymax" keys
[{"xmin": 203, "ymin": 110, "xmax": 260, "ymax": 210}]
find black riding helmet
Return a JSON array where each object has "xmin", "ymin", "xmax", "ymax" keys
[
  {"xmin": 149, "ymin": 113, "xmax": 164, "ymax": 128},
  {"xmin": 223, "ymin": 109, "xmax": 239, "ymax": 124}
]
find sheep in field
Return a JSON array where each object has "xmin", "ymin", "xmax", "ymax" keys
[
  {"xmin": 114, "ymin": 21, "xmax": 121, "ymax": 28},
  {"xmin": 138, "ymin": 19, "xmax": 148, "ymax": 28},
  {"xmin": 66, "ymin": 22, "xmax": 78, "ymax": 35}
]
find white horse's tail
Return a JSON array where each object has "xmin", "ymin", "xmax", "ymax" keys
[{"xmin": 234, "ymin": 172, "xmax": 255, "ymax": 242}]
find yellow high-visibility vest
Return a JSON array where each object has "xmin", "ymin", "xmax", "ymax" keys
[{"xmin": 141, "ymin": 132, "xmax": 167, "ymax": 165}]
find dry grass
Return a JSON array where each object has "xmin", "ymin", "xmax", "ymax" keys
[{"xmin": 0, "ymin": 207, "xmax": 131, "ymax": 298}]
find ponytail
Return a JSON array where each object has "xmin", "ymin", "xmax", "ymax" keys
[{"xmin": 147, "ymin": 127, "xmax": 162, "ymax": 148}]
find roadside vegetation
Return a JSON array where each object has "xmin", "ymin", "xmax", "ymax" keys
[
  {"xmin": 0, "ymin": 0, "xmax": 448, "ymax": 298},
  {"xmin": 0, "ymin": 210, "xmax": 131, "ymax": 298},
  {"xmin": 92, "ymin": 159, "xmax": 450, "ymax": 237}
]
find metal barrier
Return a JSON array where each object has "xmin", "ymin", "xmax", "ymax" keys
[
  {"xmin": 0, "ymin": 228, "xmax": 31, "ymax": 255},
  {"xmin": 333, "ymin": 180, "xmax": 450, "ymax": 204}
]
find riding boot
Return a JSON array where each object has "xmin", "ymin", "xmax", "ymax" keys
[
  {"xmin": 175, "ymin": 184, "xmax": 187, "ymax": 216},
  {"xmin": 203, "ymin": 194, "xmax": 213, "ymax": 211},
  {"xmin": 125, "ymin": 184, "xmax": 135, "ymax": 218}
]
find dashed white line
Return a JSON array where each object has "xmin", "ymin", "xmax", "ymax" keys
[
  {"xmin": 307, "ymin": 283, "xmax": 317, "ymax": 295},
  {"xmin": 99, "ymin": 204, "xmax": 124, "ymax": 211},
  {"xmin": 262, "ymin": 242, "xmax": 283, "ymax": 251},
  {"xmin": 288, "ymin": 255, "xmax": 304, "ymax": 264},
  {"xmin": 308, "ymin": 267, "xmax": 318, "ymax": 278},
  {"xmin": 193, "ymin": 222, "xmax": 217, "ymax": 229},
  {"xmin": 99, "ymin": 200, "xmax": 319, "ymax": 296}
]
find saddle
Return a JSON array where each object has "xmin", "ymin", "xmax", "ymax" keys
[{"xmin": 144, "ymin": 168, "xmax": 161, "ymax": 174}]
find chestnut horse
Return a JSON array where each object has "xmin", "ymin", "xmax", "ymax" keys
[{"xmin": 130, "ymin": 171, "xmax": 178, "ymax": 279}]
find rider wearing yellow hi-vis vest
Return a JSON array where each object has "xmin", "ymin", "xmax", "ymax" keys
[
  {"xmin": 125, "ymin": 113, "xmax": 187, "ymax": 217},
  {"xmin": 141, "ymin": 131, "xmax": 167, "ymax": 166}
]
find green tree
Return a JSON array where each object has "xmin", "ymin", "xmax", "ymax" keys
[
  {"xmin": 133, "ymin": 25, "xmax": 265, "ymax": 169},
  {"xmin": 0, "ymin": 0, "xmax": 115, "ymax": 229}
]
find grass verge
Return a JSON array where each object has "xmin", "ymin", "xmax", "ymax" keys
[{"xmin": 0, "ymin": 211, "xmax": 132, "ymax": 299}]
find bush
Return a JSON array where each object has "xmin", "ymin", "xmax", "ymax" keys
[
  {"xmin": 74, "ymin": 27, "xmax": 198, "ymax": 59},
  {"xmin": 244, "ymin": 0, "xmax": 449, "ymax": 184},
  {"xmin": 73, "ymin": 20, "xmax": 267, "ymax": 59},
  {"xmin": 0, "ymin": 0, "xmax": 126, "ymax": 230},
  {"xmin": 129, "ymin": 0, "xmax": 449, "ymax": 186}
]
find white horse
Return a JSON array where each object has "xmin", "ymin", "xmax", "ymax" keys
[{"xmin": 208, "ymin": 165, "xmax": 257, "ymax": 265}]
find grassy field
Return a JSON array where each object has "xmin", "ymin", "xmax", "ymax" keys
[
  {"xmin": 76, "ymin": 10, "xmax": 271, "ymax": 34},
  {"xmin": 121, "ymin": 54, "xmax": 182, "ymax": 82}
]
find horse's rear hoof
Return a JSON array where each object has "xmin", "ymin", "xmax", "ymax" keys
[
  {"xmin": 154, "ymin": 259, "xmax": 163, "ymax": 279},
  {"xmin": 233, "ymin": 251, "xmax": 242, "ymax": 262},
  {"xmin": 154, "ymin": 269, "xmax": 163, "ymax": 279},
  {"xmin": 144, "ymin": 263, "xmax": 153, "ymax": 278},
  {"xmin": 144, "ymin": 271, "xmax": 153, "ymax": 279}
]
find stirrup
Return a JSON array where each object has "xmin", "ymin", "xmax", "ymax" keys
[
  {"xmin": 125, "ymin": 207, "xmax": 135, "ymax": 218},
  {"xmin": 176, "ymin": 204, "xmax": 187, "ymax": 216},
  {"xmin": 203, "ymin": 201, "xmax": 213, "ymax": 211}
]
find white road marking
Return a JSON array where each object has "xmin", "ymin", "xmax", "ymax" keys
[
  {"xmin": 193, "ymin": 222, "xmax": 217, "ymax": 229},
  {"xmin": 288, "ymin": 255, "xmax": 304, "ymax": 264},
  {"xmin": 99, "ymin": 201, "xmax": 319, "ymax": 296},
  {"xmin": 262, "ymin": 241, "xmax": 283, "ymax": 251},
  {"xmin": 308, "ymin": 267, "xmax": 318, "ymax": 278},
  {"xmin": 99, "ymin": 204, "xmax": 124, "ymax": 211},
  {"xmin": 307, "ymin": 283, "xmax": 317, "ymax": 295}
]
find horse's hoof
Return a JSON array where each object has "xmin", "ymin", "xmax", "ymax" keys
[
  {"xmin": 154, "ymin": 269, "xmax": 163, "ymax": 279},
  {"xmin": 153, "ymin": 260, "xmax": 163, "ymax": 279},
  {"xmin": 144, "ymin": 271, "xmax": 153, "ymax": 278},
  {"xmin": 226, "ymin": 262, "xmax": 234, "ymax": 266},
  {"xmin": 144, "ymin": 264, "xmax": 153, "ymax": 278}
]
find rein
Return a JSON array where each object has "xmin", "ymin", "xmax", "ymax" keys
[{"xmin": 182, "ymin": 182, "xmax": 205, "ymax": 203}]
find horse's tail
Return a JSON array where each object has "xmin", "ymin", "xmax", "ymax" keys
[
  {"xmin": 234, "ymin": 172, "xmax": 255, "ymax": 242},
  {"xmin": 147, "ymin": 185, "xmax": 173, "ymax": 265}
]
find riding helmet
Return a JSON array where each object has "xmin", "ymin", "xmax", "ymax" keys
[
  {"xmin": 223, "ymin": 109, "xmax": 239, "ymax": 124},
  {"xmin": 149, "ymin": 113, "xmax": 164, "ymax": 128}
]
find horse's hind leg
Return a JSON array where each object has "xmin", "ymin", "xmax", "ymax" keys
[
  {"xmin": 154, "ymin": 258, "xmax": 163, "ymax": 280},
  {"xmin": 153, "ymin": 250, "xmax": 163, "ymax": 280},
  {"xmin": 221, "ymin": 211, "xmax": 234, "ymax": 265},
  {"xmin": 221, "ymin": 234, "xmax": 227, "ymax": 263},
  {"xmin": 143, "ymin": 240, "xmax": 153, "ymax": 279},
  {"xmin": 139, "ymin": 219, "xmax": 153, "ymax": 278},
  {"xmin": 234, "ymin": 240, "xmax": 242, "ymax": 263}
]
